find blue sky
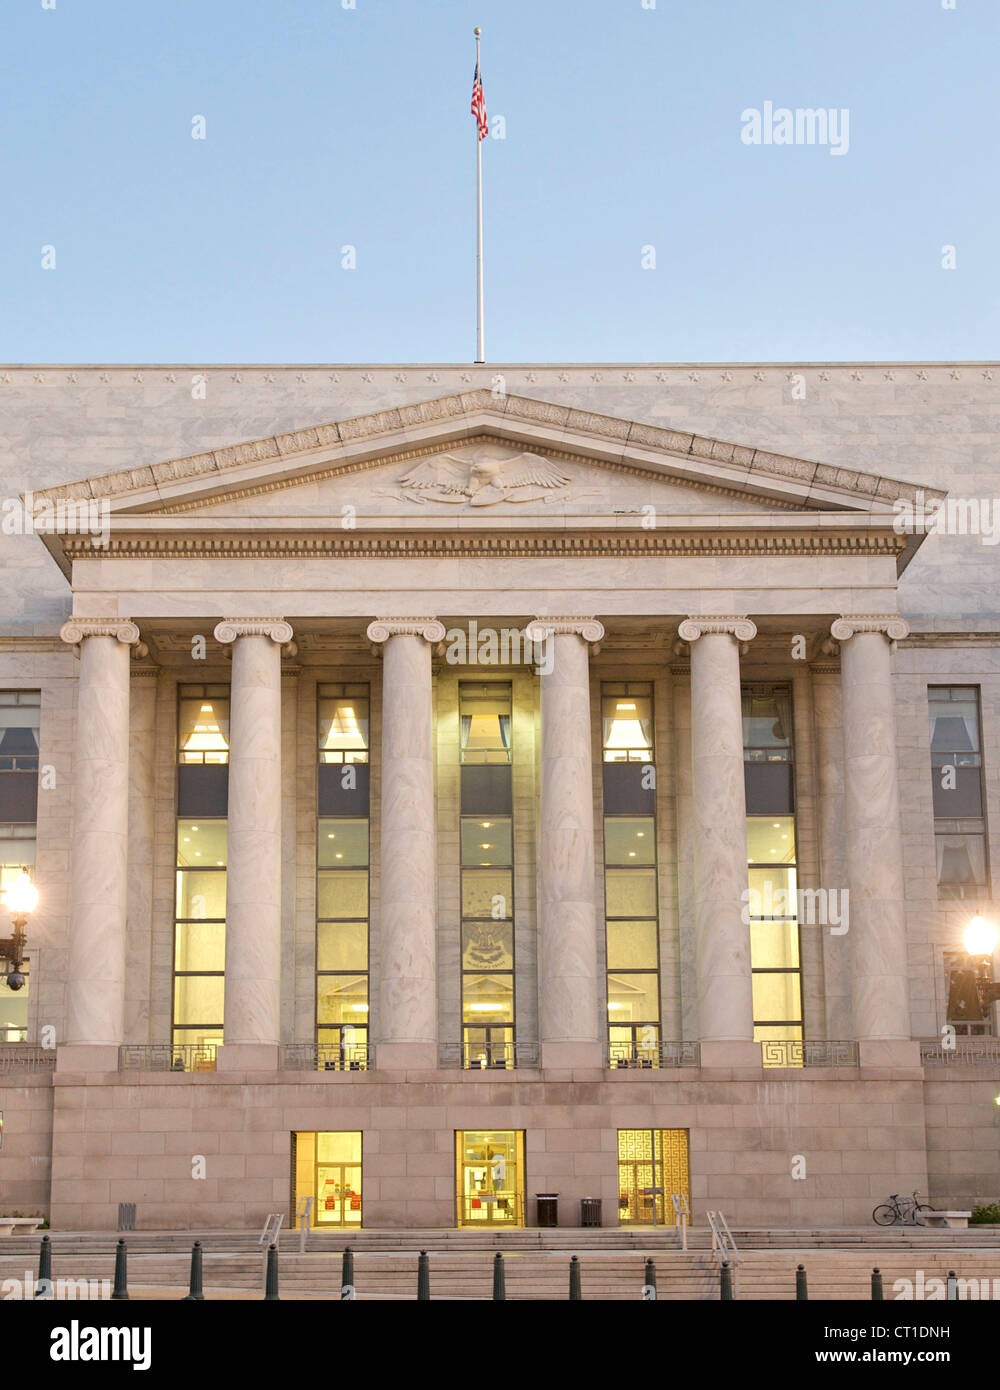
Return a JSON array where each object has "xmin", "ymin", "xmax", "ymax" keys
[{"xmin": 1, "ymin": 0, "xmax": 996, "ymax": 363}]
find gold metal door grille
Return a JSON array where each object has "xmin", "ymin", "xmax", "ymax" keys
[{"xmin": 617, "ymin": 1128, "xmax": 690, "ymax": 1225}]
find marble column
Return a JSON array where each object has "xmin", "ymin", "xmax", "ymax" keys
[
  {"xmin": 526, "ymin": 617, "xmax": 605, "ymax": 1069},
  {"xmin": 213, "ymin": 619, "xmax": 292, "ymax": 1065},
  {"xmin": 58, "ymin": 617, "xmax": 141, "ymax": 1065},
  {"xmin": 677, "ymin": 616, "xmax": 757, "ymax": 1059},
  {"xmin": 829, "ymin": 615, "xmax": 913, "ymax": 1052},
  {"xmin": 366, "ymin": 618, "xmax": 445, "ymax": 1071},
  {"xmin": 811, "ymin": 662, "xmax": 852, "ymax": 1041},
  {"xmin": 125, "ymin": 667, "xmax": 159, "ymax": 1044}
]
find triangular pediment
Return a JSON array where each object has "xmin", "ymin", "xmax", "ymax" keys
[{"xmin": 29, "ymin": 390, "xmax": 942, "ymax": 575}]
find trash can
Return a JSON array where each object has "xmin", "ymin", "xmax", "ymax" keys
[
  {"xmin": 536, "ymin": 1193, "xmax": 559, "ymax": 1228},
  {"xmin": 581, "ymin": 1197, "xmax": 602, "ymax": 1228}
]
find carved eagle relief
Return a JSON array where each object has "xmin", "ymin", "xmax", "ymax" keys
[{"xmin": 397, "ymin": 447, "xmax": 572, "ymax": 506}]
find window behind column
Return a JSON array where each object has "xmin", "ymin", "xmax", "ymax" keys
[
  {"xmin": 929, "ymin": 687, "xmax": 988, "ymax": 900},
  {"xmin": 601, "ymin": 682, "xmax": 661, "ymax": 1066},
  {"xmin": 172, "ymin": 684, "xmax": 229, "ymax": 1069},
  {"xmin": 459, "ymin": 683, "xmax": 515, "ymax": 1068},
  {"xmin": 316, "ymin": 684, "xmax": 370, "ymax": 1069},
  {"xmin": 743, "ymin": 684, "xmax": 804, "ymax": 1061},
  {"xmin": 0, "ymin": 692, "xmax": 39, "ymax": 1043}
]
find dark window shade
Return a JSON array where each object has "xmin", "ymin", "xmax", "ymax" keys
[
  {"xmin": 318, "ymin": 762, "xmax": 370, "ymax": 816},
  {"xmin": 932, "ymin": 766, "xmax": 984, "ymax": 818},
  {"xmin": 461, "ymin": 765, "xmax": 513, "ymax": 815},
  {"xmin": 602, "ymin": 763, "xmax": 655, "ymax": 815},
  {"xmin": 744, "ymin": 762, "xmax": 794, "ymax": 815},
  {"xmin": 177, "ymin": 764, "xmax": 229, "ymax": 817},
  {"xmin": 0, "ymin": 772, "xmax": 38, "ymax": 823}
]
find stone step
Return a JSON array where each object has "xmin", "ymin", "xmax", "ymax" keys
[{"xmin": 4, "ymin": 1249, "xmax": 999, "ymax": 1301}]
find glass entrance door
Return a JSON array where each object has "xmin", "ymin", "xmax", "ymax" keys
[
  {"xmin": 617, "ymin": 1129, "xmax": 689, "ymax": 1226},
  {"xmin": 292, "ymin": 1131, "xmax": 362, "ymax": 1229},
  {"xmin": 456, "ymin": 1130, "xmax": 525, "ymax": 1227}
]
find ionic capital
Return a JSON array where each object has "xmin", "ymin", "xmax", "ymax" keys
[
  {"xmin": 830, "ymin": 614, "xmax": 910, "ymax": 644},
  {"xmin": 60, "ymin": 617, "xmax": 141, "ymax": 647},
  {"xmin": 677, "ymin": 615, "xmax": 757, "ymax": 644},
  {"xmin": 366, "ymin": 617, "xmax": 446, "ymax": 644},
  {"xmin": 525, "ymin": 616, "xmax": 605, "ymax": 644},
  {"xmin": 213, "ymin": 618, "xmax": 294, "ymax": 645}
]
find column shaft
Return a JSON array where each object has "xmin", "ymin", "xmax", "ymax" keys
[
  {"xmin": 223, "ymin": 633, "xmax": 284, "ymax": 1047},
  {"xmin": 60, "ymin": 620, "xmax": 139, "ymax": 1052},
  {"xmin": 529, "ymin": 619, "xmax": 604, "ymax": 1067},
  {"xmin": 367, "ymin": 619, "xmax": 444, "ymax": 1067},
  {"xmin": 679, "ymin": 618, "xmax": 756, "ymax": 1048},
  {"xmin": 831, "ymin": 619, "xmax": 911, "ymax": 1042}
]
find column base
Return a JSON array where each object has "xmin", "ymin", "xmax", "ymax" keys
[
  {"xmin": 858, "ymin": 1039, "xmax": 922, "ymax": 1069},
  {"xmin": 56, "ymin": 1044, "xmax": 119, "ymax": 1073},
  {"xmin": 698, "ymin": 1040, "xmax": 761, "ymax": 1069},
  {"xmin": 376, "ymin": 1042, "xmax": 438, "ymax": 1072},
  {"xmin": 540, "ymin": 1041, "xmax": 604, "ymax": 1071},
  {"xmin": 215, "ymin": 1043, "xmax": 279, "ymax": 1072}
]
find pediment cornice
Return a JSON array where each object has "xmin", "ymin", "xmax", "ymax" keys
[{"xmin": 29, "ymin": 387, "xmax": 943, "ymax": 517}]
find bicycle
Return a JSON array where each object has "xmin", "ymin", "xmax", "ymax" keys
[{"xmin": 872, "ymin": 1190, "xmax": 937, "ymax": 1226}]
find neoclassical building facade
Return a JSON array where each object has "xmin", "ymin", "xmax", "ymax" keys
[{"xmin": 0, "ymin": 365, "xmax": 997, "ymax": 1230}]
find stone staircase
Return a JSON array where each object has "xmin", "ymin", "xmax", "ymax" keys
[{"xmin": 1, "ymin": 1227, "xmax": 999, "ymax": 1299}]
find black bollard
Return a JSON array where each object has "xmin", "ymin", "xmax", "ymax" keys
[
  {"xmin": 264, "ymin": 1243, "xmax": 279, "ymax": 1301},
  {"xmin": 182, "ymin": 1240, "xmax": 205, "ymax": 1301},
  {"xmin": 35, "ymin": 1234, "xmax": 53, "ymax": 1300},
  {"xmin": 111, "ymin": 1238, "xmax": 129, "ymax": 1301},
  {"xmin": 341, "ymin": 1245, "xmax": 355, "ymax": 1300},
  {"xmin": 643, "ymin": 1257, "xmax": 657, "ymax": 1300},
  {"xmin": 720, "ymin": 1260, "xmax": 734, "ymax": 1301},
  {"xmin": 417, "ymin": 1250, "xmax": 430, "ymax": 1301},
  {"xmin": 796, "ymin": 1264, "xmax": 808, "ymax": 1300},
  {"xmin": 569, "ymin": 1255, "xmax": 582, "ymax": 1301},
  {"xmin": 492, "ymin": 1251, "xmax": 506, "ymax": 1301},
  {"xmin": 871, "ymin": 1267, "xmax": 883, "ymax": 1301}
]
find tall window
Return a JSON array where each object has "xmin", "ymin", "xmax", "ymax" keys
[
  {"xmin": 0, "ymin": 692, "xmax": 39, "ymax": 1043},
  {"xmin": 460, "ymin": 683, "xmax": 515, "ymax": 1067},
  {"xmin": 316, "ymin": 685, "xmax": 370, "ymax": 1068},
  {"xmin": 743, "ymin": 685, "xmax": 803, "ymax": 1051},
  {"xmin": 172, "ymin": 685, "xmax": 229, "ymax": 1067},
  {"xmin": 929, "ymin": 687, "xmax": 988, "ymax": 899},
  {"xmin": 602, "ymin": 683, "xmax": 660, "ymax": 1065}
]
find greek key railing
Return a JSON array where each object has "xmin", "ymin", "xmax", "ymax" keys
[
  {"xmin": 920, "ymin": 1037, "xmax": 1000, "ymax": 1066},
  {"xmin": 0, "ymin": 1045, "xmax": 56, "ymax": 1074},
  {"xmin": 761, "ymin": 1039, "xmax": 859, "ymax": 1068},
  {"xmin": 438, "ymin": 1041, "xmax": 540, "ymax": 1070},
  {"xmin": 606, "ymin": 1041, "xmax": 701, "ymax": 1069},
  {"xmin": 118, "ymin": 1044, "xmax": 217, "ymax": 1073},
  {"xmin": 280, "ymin": 1044, "xmax": 371, "ymax": 1072}
]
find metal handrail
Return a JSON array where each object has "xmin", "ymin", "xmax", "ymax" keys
[
  {"xmin": 0, "ymin": 1045, "xmax": 55, "ymax": 1074},
  {"xmin": 671, "ymin": 1192, "xmax": 690, "ymax": 1250},
  {"xmin": 920, "ymin": 1037, "xmax": 1000, "ymax": 1066},
  {"xmin": 606, "ymin": 1040, "xmax": 700, "ymax": 1069},
  {"xmin": 118, "ymin": 1043, "xmax": 216, "ymax": 1073},
  {"xmin": 706, "ymin": 1210, "xmax": 741, "ymax": 1266},
  {"xmin": 438, "ymin": 1041, "xmax": 540, "ymax": 1070},
  {"xmin": 280, "ymin": 1044, "xmax": 371, "ymax": 1072}
]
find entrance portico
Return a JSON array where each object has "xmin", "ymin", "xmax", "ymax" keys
[{"xmin": 30, "ymin": 389, "xmax": 938, "ymax": 1228}]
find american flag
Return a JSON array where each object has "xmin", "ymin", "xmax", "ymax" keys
[{"xmin": 471, "ymin": 61, "xmax": 487, "ymax": 141}]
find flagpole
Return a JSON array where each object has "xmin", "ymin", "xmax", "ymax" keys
[{"xmin": 474, "ymin": 26, "xmax": 485, "ymax": 363}]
